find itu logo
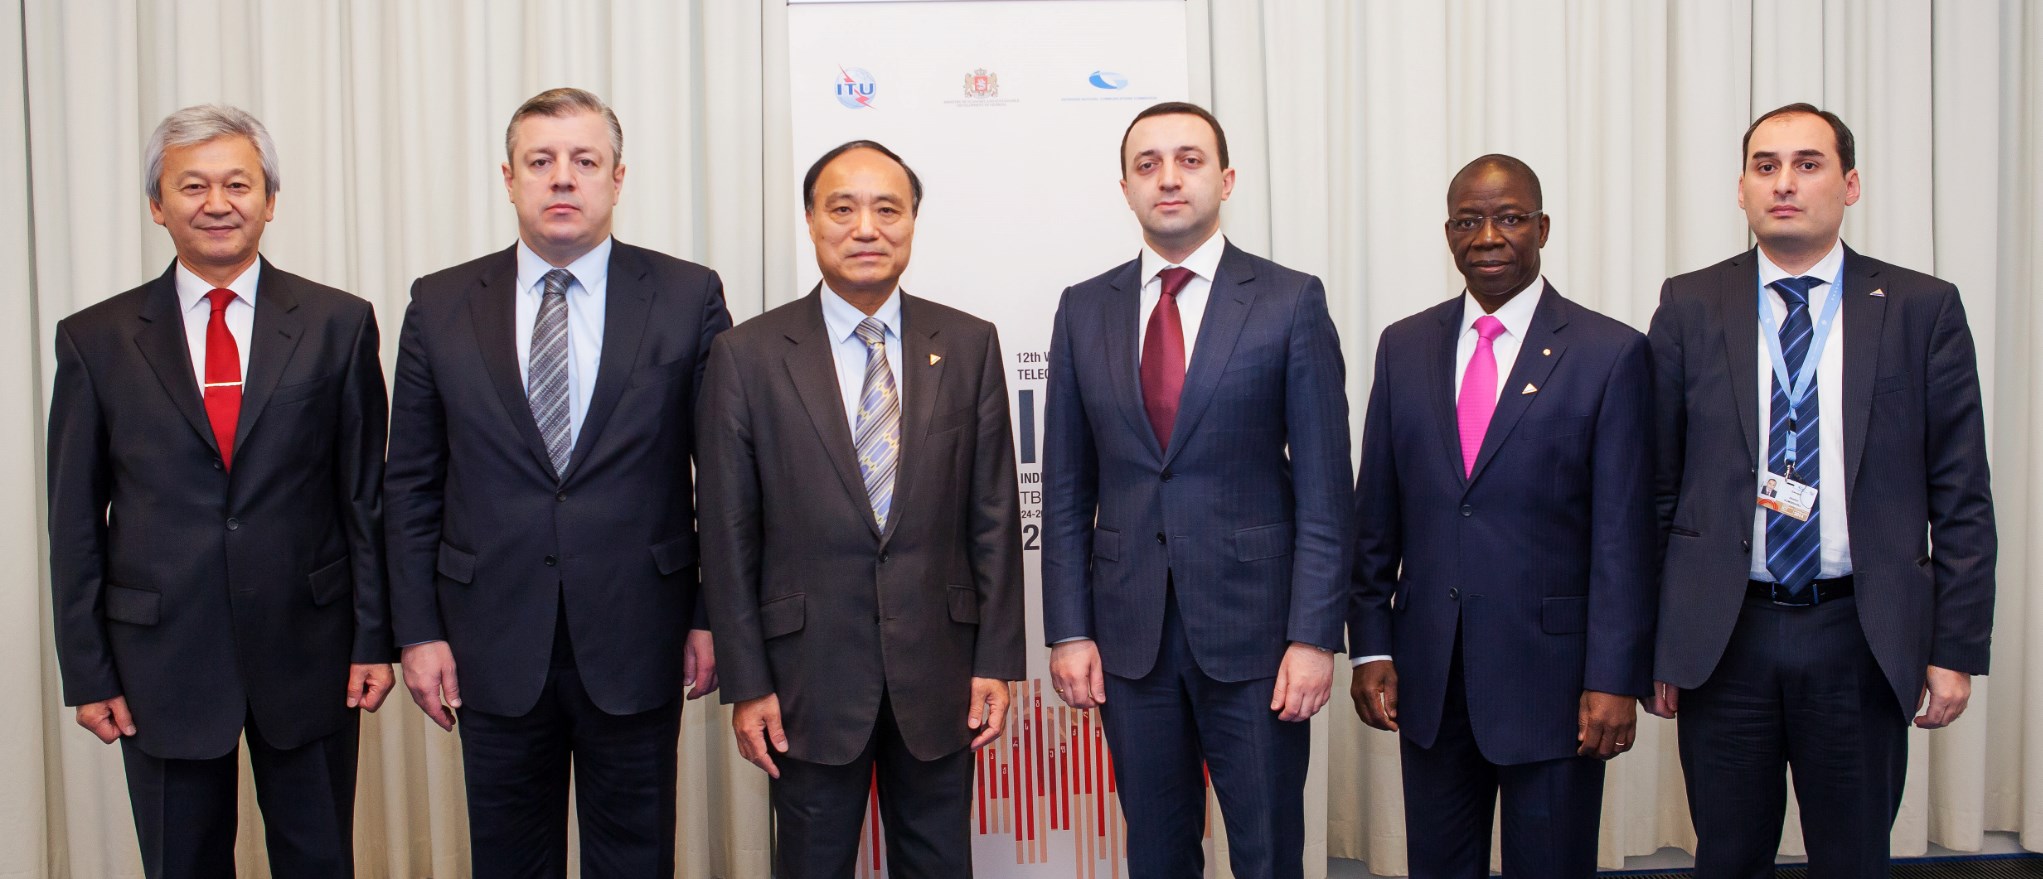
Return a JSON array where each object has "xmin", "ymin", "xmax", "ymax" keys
[
  {"xmin": 1087, "ymin": 70, "xmax": 1129, "ymax": 90},
  {"xmin": 835, "ymin": 67, "xmax": 877, "ymax": 109}
]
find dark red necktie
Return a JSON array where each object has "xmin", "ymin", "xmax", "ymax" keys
[
  {"xmin": 1140, "ymin": 267, "xmax": 1195, "ymax": 450},
  {"xmin": 202, "ymin": 288, "xmax": 242, "ymax": 470}
]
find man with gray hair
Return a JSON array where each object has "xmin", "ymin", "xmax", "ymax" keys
[
  {"xmin": 386, "ymin": 87, "xmax": 730, "ymax": 875},
  {"xmin": 47, "ymin": 104, "xmax": 393, "ymax": 878}
]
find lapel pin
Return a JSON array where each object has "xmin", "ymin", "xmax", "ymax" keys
[
  {"xmin": 1521, "ymin": 383, "xmax": 1538, "ymax": 395},
  {"xmin": 1541, "ymin": 348, "xmax": 1551, "ymax": 356},
  {"xmin": 929, "ymin": 353, "xmax": 942, "ymax": 365},
  {"xmin": 1870, "ymin": 288, "xmax": 1885, "ymax": 298}
]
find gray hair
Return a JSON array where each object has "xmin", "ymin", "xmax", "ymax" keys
[
  {"xmin": 143, "ymin": 104, "xmax": 281, "ymax": 202},
  {"xmin": 505, "ymin": 87, "xmax": 624, "ymax": 165}
]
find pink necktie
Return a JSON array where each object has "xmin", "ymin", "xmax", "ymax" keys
[{"xmin": 1456, "ymin": 315, "xmax": 1506, "ymax": 477}]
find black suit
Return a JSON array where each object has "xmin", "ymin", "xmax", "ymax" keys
[
  {"xmin": 48, "ymin": 259, "xmax": 390, "ymax": 878},
  {"xmin": 1649, "ymin": 246, "xmax": 1995, "ymax": 876},
  {"xmin": 698, "ymin": 288, "xmax": 1024, "ymax": 877},
  {"xmin": 386, "ymin": 240, "xmax": 730, "ymax": 875}
]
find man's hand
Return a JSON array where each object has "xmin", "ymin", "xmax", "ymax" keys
[
  {"xmin": 400, "ymin": 641, "xmax": 461, "ymax": 731},
  {"xmin": 1271, "ymin": 642, "xmax": 1334, "ymax": 722},
  {"xmin": 683, "ymin": 629, "xmax": 718, "ymax": 700},
  {"xmin": 1050, "ymin": 640, "xmax": 1106, "ymax": 709},
  {"xmin": 1642, "ymin": 680, "xmax": 1679, "ymax": 719},
  {"xmin": 1578, "ymin": 690, "xmax": 1637, "ymax": 760},
  {"xmin": 967, "ymin": 678, "xmax": 1010, "ymax": 750},
  {"xmin": 734, "ymin": 693, "xmax": 789, "ymax": 779},
  {"xmin": 1914, "ymin": 665, "xmax": 1972, "ymax": 729},
  {"xmin": 347, "ymin": 663, "xmax": 395, "ymax": 711},
  {"xmin": 76, "ymin": 695, "xmax": 136, "ymax": 744},
  {"xmin": 1350, "ymin": 659, "xmax": 1399, "ymax": 731}
]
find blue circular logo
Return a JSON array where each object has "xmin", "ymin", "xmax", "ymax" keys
[
  {"xmin": 1088, "ymin": 71, "xmax": 1129, "ymax": 90},
  {"xmin": 835, "ymin": 67, "xmax": 877, "ymax": 109}
]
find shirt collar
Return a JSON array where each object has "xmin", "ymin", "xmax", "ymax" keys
[
  {"xmin": 821, "ymin": 284, "xmax": 905, "ymax": 346},
  {"xmin": 1458, "ymin": 275, "xmax": 1545, "ymax": 340},
  {"xmin": 516, "ymin": 236, "xmax": 614, "ymax": 297},
  {"xmin": 175, "ymin": 258, "xmax": 261, "ymax": 314},
  {"xmin": 1139, "ymin": 232, "xmax": 1227, "ymax": 288},
  {"xmin": 1755, "ymin": 239, "xmax": 1846, "ymax": 289}
]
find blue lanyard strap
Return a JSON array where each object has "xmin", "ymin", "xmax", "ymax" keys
[{"xmin": 1756, "ymin": 262, "xmax": 1846, "ymax": 472}]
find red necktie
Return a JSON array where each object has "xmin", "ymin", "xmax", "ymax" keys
[
  {"xmin": 202, "ymin": 288, "xmax": 242, "ymax": 470},
  {"xmin": 1140, "ymin": 267, "xmax": 1195, "ymax": 450}
]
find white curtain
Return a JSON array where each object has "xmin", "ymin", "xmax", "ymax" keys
[{"xmin": 0, "ymin": 2, "xmax": 2037, "ymax": 877}]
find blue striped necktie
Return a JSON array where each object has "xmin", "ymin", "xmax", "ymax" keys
[
  {"xmin": 852, "ymin": 317, "xmax": 901, "ymax": 529},
  {"xmin": 528, "ymin": 268, "xmax": 574, "ymax": 479},
  {"xmin": 1765, "ymin": 275, "xmax": 1823, "ymax": 598}
]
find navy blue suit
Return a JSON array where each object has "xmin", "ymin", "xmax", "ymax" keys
[
  {"xmin": 1043, "ymin": 242, "xmax": 1351, "ymax": 879},
  {"xmin": 1351, "ymin": 285, "xmax": 1655, "ymax": 877}
]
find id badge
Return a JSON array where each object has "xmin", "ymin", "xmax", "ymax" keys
[{"xmin": 1757, "ymin": 471, "xmax": 1817, "ymax": 521}]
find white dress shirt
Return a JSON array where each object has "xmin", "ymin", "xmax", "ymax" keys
[
  {"xmin": 820, "ymin": 284, "xmax": 905, "ymax": 429},
  {"xmin": 1136, "ymin": 232, "xmax": 1228, "ymax": 362},
  {"xmin": 514, "ymin": 237, "xmax": 611, "ymax": 446},
  {"xmin": 174, "ymin": 259, "xmax": 258, "ymax": 389},
  {"xmin": 1750, "ymin": 240, "xmax": 1852, "ymax": 580},
  {"xmin": 1355, "ymin": 277, "xmax": 1546, "ymax": 667}
]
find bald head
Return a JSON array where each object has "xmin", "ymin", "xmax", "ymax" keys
[{"xmin": 1448, "ymin": 154, "xmax": 1542, "ymax": 209}]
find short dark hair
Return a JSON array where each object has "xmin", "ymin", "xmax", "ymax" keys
[
  {"xmin": 1448, "ymin": 153, "xmax": 1543, "ymax": 209},
  {"xmin": 1119, "ymin": 101, "xmax": 1229, "ymax": 177},
  {"xmin": 1742, "ymin": 103, "xmax": 1856, "ymax": 172},
  {"xmin": 802, "ymin": 140, "xmax": 924, "ymax": 215}
]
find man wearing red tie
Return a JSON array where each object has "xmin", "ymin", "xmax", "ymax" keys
[{"xmin": 47, "ymin": 105, "xmax": 392, "ymax": 878}]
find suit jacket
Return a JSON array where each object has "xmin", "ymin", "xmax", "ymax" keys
[
  {"xmin": 1348, "ymin": 285, "xmax": 1656, "ymax": 764},
  {"xmin": 48, "ymin": 259, "xmax": 390, "ymax": 760},
  {"xmin": 698, "ymin": 288, "xmax": 1024, "ymax": 765},
  {"xmin": 1649, "ymin": 246, "xmax": 1996, "ymax": 718},
  {"xmin": 385, "ymin": 241, "xmax": 731, "ymax": 717},
  {"xmin": 1041, "ymin": 242, "xmax": 1352, "ymax": 682}
]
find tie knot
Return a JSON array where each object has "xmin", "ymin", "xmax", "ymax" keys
[
  {"xmin": 1473, "ymin": 314, "xmax": 1506, "ymax": 343},
  {"xmin": 541, "ymin": 268, "xmax": 574, "ymax": 298},
  {"xmin": 1157, "ymin": 267, "xmax": 1195, "ymax": 299},
  {"xmin": 205, "ymin": 288, "xmax": 235, "ymax": 313},
  {"xmin": 854, "ymin": 316, "xmax": 888, "ymax": 348},
  {"xmin": 1771, "ymin": 275, "xmax": 1821, "ymax": 308}
]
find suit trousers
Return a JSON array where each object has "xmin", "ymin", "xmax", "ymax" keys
[
  {"xmin": 1399, "ymin": 629, "xmax": 1605, "ymax": 879},
  {"xmin": 120, "ymin": 706, "xmax": 360, "ymax": 879},
  {"xmin": 770, "ymin": 693, "xmax": 974, "ymax": 879},
  {"xmin": 1678, "ymin": 594, "xmax": 1907, "ymax": 879},
  {"xmin": 1100, "ymin": 586, "xmax": 1309, "ymax": 879},
  {"xmin": 457, "ymin": 604, "xmax": 683, "ymax": 878}
]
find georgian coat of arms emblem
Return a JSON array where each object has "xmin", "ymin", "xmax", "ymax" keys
[{"xmin": 963, "ymin": 68, "xmax": 1000, "ymax": 98}]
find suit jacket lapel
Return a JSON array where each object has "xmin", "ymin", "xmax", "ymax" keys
[
  {"xmin": 1837, "ymin": 246, "xmax": 1885, "ymax": 501},
  {"xmin": 468, "ymin": 246, "xmax": 559, "ymax": 478},
  {"xmin": 1431, "ymin": 299, "xmax": 1468, "ymax": 486},
  {"xmin": 560, "ymin": 243, "xmax": 653, "ymax": 482},
  {"xmin": 785, "ymin": 287, "xmax": 883, "ymax": 540},
  {"xmin": 230, "ymin": 259, "xmax": 304, "ymax": 454},
  {"xmin": 1097, "ymin": 257, "xmax": 1162, "ymax": 462},
  {"xmin": 1162, "ymin": 243, "xmax": 1254, "ymax": 468},
  {"xmin": 1467, "ymin": 284, "xmax": 1568, "ymax": 486},
  {"xmin": 132, "ymin": 264, "xmax": 219, "ymax": 455},
  {"xmin": 1717, "ymin": 251, "xmax": 1762, "ymax": 468},
  {"xmin": 883, "ymin": 294, "xmax": 946, "ymax": 547}
]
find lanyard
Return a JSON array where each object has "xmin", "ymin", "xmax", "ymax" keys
[{"xmin": 1756, "ymin": 263, "xmax": 1846, "ymax": 474}]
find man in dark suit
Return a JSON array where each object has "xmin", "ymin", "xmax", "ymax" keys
[
  {"xmin": 1041, "ymin": 102, "xmax": 1352, "ymax": 879},
  {"xmin": 48, "ymin": 104, "xmax": 391, "ymax": 879},
  {"xmin": 698, "ymin": 140, "xmax": 1024, "ymax": 878},
  {"xmin": 385, "ymin": 88, "xmax": 730, "ymax": 876},
  {"xmin": 1647, "ymin": 104, "xmax": 1996, "ymax": 877},
  {"xmin": 1348, "ymin": 155, "xmax": 1656, "ymax": 878}
]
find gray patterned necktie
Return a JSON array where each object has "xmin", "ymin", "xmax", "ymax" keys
[
  {"xmin": 528, "ymin": 268, "xmax": 574, "ymax": 478},
  {"xmin": 852, "ymin": 317, "xmax": 901, "ymax": 529}
]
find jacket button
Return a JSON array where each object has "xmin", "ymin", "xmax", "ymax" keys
[
  {"xmin": 878, "ymin": 551, "xmax": 890, "ymax": 563},
  {"xmin": 544, "ymin": 555, "xmax": 557, "ymax": 566},
  {"xmin": 1460, "ymin": 505, "xmax": 1473, "ymax": 517},
  {"xmin": 1161, "ymin": 469, "xmax": 1174, "ymax": 482},
  {"xmin": 225, "ymin": 518, "xmax": 240, "ymax": 531},
  {"xmin": 1448, "ymin": 588, "xmax": 1460, "ymax": 600},
  {"xmin": 556, "ymin": 491, "xmax": 567, "ymax": 502},
  {"xmin": 1741, "ymin": 540, "xmax": 1752, "ymax": 553},
  {"xmin": 212, "ymin": 459, "xmax": 223, "ymax": 471},
  {"xmin": 1155, "ymin": 532, "xmax": 1166, "ymax": 545}
]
